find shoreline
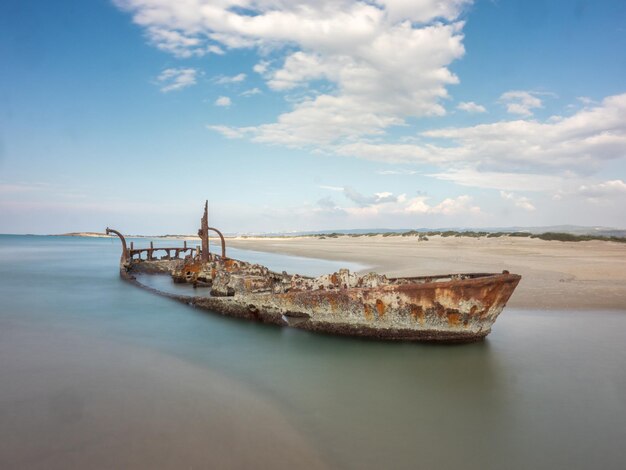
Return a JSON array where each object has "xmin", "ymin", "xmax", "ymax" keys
[
  {"xmin": 226, "ymin": 235, "xmax": 626, "ymax": 311},
  {"xmin": 45, "ymin": 232, "xmax": 626, "ymax": 311},
  {"xmin": 52, "ymin": 232, "xmax": 201, "ymax": 239}
]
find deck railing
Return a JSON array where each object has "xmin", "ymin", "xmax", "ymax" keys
[
  {"xmin": 106, "ymin": 216, "xmax": 227, "ymax": 263},
  {"xmin": 128, "ymin": 241, "xmax": 197, "ymax": 261}
]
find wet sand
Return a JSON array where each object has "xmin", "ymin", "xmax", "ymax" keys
[{"xmin": 227, "ymin": 235, "xmax": 626, "ymax": 310}]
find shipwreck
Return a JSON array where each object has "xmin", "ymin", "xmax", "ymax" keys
[{"xmin": 106, "ymin": 202, "xmax": 521, "ymax": 342}]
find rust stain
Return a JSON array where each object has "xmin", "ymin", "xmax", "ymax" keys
[
  {"xmin": 328, "ymin": 295, "xmax": 338, "ymax": 312},
  {"xmin": 185, "ymin": 263, "xmax": 201, "ymax": 273},
  {"xmin": 435, "ymin": 302, "xmax": 446, "ymax": 317},
  {"xmin": 410, "ymin": 304, "xmax": 424, "ymax": 325},
  {"xmin": 364, "ymin": 304, "xmax": 373, "ymax": 321},
  {"xmin": 447, "ymin": 313, "xmax": 461, "ymax": 326},
  {"xmin": 375, "ymin": 299, "xmax": 386, "ymax": 318}
]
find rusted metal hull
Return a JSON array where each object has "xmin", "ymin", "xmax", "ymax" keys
[
  {"xmin": 122, "ymin": 261, "xmax": 520, "ymax": 343},
  {"xmin": 107, "ymin": 202, "xmax": 521, "ymax": 343}
]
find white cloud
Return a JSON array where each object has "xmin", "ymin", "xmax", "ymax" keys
[
  {"xmin": 241, "ymin": 87, "xmax": 262, "ymax": 97},
  {"xmin": 319, "ymin": 185, "xmax": 344, "ymax": 191},
  {"xmin": 550, "ymin": 179, "xmax": 626, "ymax": 206},
  {"xmin": 499, "ymin": 90, "xmax": 547, "ymax": 116},
  {"xmin": 429, "ymin": 168, "xmax": 564, "ymax": 191},
  {"xmin": 156, "ymin": 68, "xmax": 198, "ymax": 92},
  {"xmin": 207, "ymin": 45, "xmax": 225, "ymax": 55},
  {"xmin": 377, "ymin": 169, "xmax": 418, "ymax": 175},
  {"xmin": 318, "ymin": 185, "xmax": 480, "ymax": 216},
  {"xmin": 206, "ymin": 125, "xmax": 243, "ymax": 138},
  {"xmin": 115, "ymin": 0, "xmax": 470, "ymax": 145},
  {"xmin": 208, "ymin": 92, "xmax": 626, "ymax": 197},
  {"xmin": 144, "ymin": 28, "xmax": 224, "ymax": 58},
  {"xmin": 315, "ymin": 196, "xmax": 346, "ymax": 215},
  {"xmin": 214, "ymin": 73, "xmax": 247, "ymax": 85},
  {"xmin": 376, "ymin": 0, "xmax": 472, "ymax": 23},
  {"xmin": 500, "ymin": 191, "xmax": 536, "ymax": 211},
  {"xmin": 426, "ymin": 195, "xmax": 481, "ymax": 215},
  {"xmin": 215, "ymin": 96, "xmax": 232, "ymax": 107},
  {"xmin": 343, "ymin": 186, "xmax": 400, "ymax": 206},
  {"xmin": 575, "ymin": 179, "xmax": 626, "ymax": 204},
  {"xmin": 265, "ymin": 51, "xmax": 328, "ymax": 91},
  {"xmin": 577, "ymin": 96, "xmax": 597, "ymax": 106},
  {"xmin": 423, "ymin": 93, "xmax": 626, "ymax": 172},
  {"xmin": 457, "ymin": 101, "xmax": 486, "ymax": 113},
  {"xmin": 334, "ymin": 140, "xmax": 453, "ymax": 165},
  {"xmin": 253, "ymin": 61, "xmax": 270, "ymax": 75},
  {"xmin": 319, "ymin": 185, "xmax": 402, "ymax": 205},
  {"xmin": 334, "ymin": 93, "xmax": 626, "ymax": 175},
  {"xmin": 577, "ymin": 179, "xmax": 626, "ymax": 197},
  {"xmin": 340, "ymin": 194, "xmax": 480, "ymax": 217}
]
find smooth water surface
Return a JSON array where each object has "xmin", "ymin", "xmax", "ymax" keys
[{"xmin": 1, "ymin": 235, "xmax": 625, "ymax": 469}]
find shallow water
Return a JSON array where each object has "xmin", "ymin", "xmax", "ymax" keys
[{"xmin": 1, "ymin": 235, "xmax": 625, "ymax": 469}]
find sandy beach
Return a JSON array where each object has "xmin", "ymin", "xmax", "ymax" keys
[{"xmin": 227, "ymin": 235, "xmax": 626, "ymax": 310}]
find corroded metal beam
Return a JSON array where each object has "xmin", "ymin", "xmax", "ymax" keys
[
  {"xmin": 208, "ymin": 227, "xmax": 226, "ymax": 258},
  {"xmin": 105, "ymin": 227, "xmax": 129, "ymax": 264}
]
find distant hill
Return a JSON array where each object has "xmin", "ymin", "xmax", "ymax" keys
[
  {"xmin": 480, "ymin": 225, "xmax": 626, "ymax": 237},
  {"xmin": 49, "ymin": 225, "xmax": 626, "ymax": 239},
  {"xmin": 236, "ymin": 225, "xmax": 626, "ymax": 238},
  {"xmin": 56, "ymin": 232, "xmax": 111, "ymax": 238}
]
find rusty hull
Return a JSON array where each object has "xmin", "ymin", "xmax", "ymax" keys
[
  {"xmin": 270, "ymin": 273, "xmax": 520, "ymax": 341},
  {"xmin": 107, "ymin": 202, "xmax": 521, "ymax": 343},
  {"xmin": 121, "ymin": 261, "xmax": 519, "ymax": 342}
]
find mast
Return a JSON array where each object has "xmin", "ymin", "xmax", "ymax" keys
[{"xmin": 199, "ymin": 200, "xmax": 210, "ymax": 262}]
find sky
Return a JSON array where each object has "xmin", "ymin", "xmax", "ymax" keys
[{"xmin": 1, "ymin": 0, "xmax": 625, "ymax": 234}]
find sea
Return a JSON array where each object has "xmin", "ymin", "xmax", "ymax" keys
[{"xmin": 1, "ymin": 234, "xmax": 625, "ymax": 469}]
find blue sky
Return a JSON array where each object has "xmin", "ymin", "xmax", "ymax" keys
[{"xmin": 1, "ymin": 0, "xmax": 625, "ymax": 234}]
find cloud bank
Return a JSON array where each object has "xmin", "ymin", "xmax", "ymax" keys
[
  {"xmin": 120, "ymin": 1, "xmax": 626, "ymax": 182},
  {"xmin": 316, "ymin": 186, "xmax": 481, "ymax": 219},
  {"xmin": 116, "ymin": 0, "xmax": 626, "ymax": 225},
  {"xmin": 336, "ymin": 93, "xmax": 626, "ymax": 175},
  {"xmin": 116, "ymin": 0, "xmax": 472, "ymax": 145}
]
